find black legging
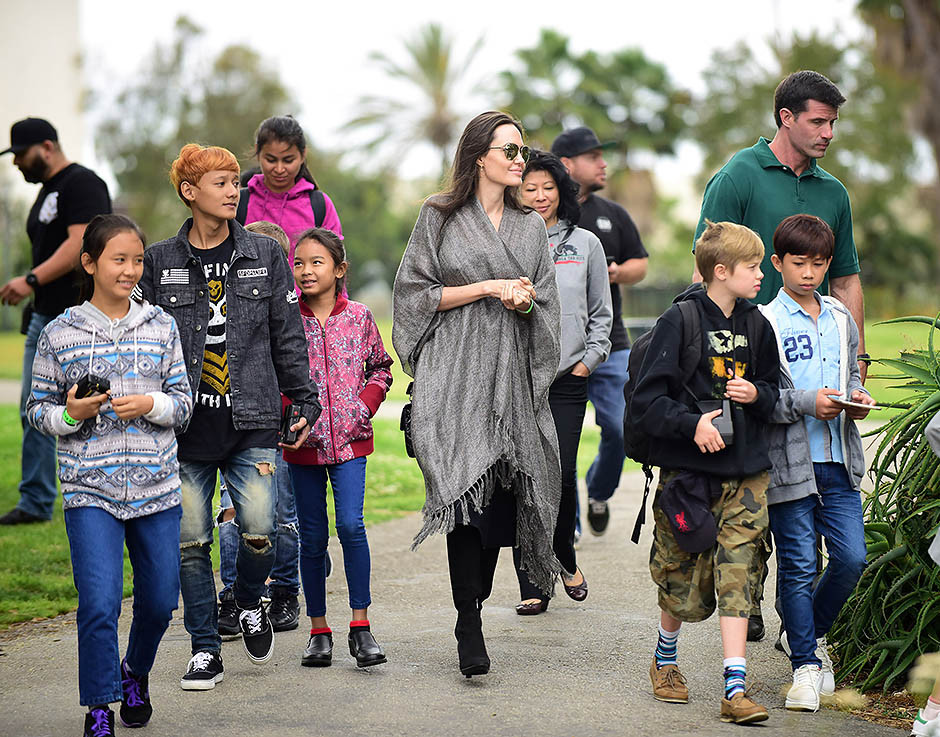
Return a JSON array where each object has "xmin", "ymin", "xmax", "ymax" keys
[
  {"xmin": 513, "ymin": 371, "xmax": 587, "ymax": 600},
  {"xmin": 447, "ymin": 524, "xmax": 500, "ymax": 614}
]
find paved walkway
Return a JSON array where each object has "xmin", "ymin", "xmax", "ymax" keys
[{"xmin": 0, "ymin": 468, "xmax": 900, "ymax": 737}]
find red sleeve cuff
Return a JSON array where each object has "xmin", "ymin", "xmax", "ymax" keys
[{"xmin": 359, "ymin": 385, "xmax": 385, "ymax": 416}]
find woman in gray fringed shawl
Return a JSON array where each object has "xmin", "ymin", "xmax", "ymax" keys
[{"xmin": 392, "ymin": 111, "xmax": 563, "ymax": 678}]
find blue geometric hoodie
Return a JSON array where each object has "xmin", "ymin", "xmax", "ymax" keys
[{"xmin": 27, "ymin": 299, "xmax": 193, "ymax": 519}]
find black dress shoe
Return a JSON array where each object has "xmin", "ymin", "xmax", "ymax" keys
[
  {"xmin": 348, "ymin": 629, "xmax": 387, "ymax": 668},
  {"xmin": 747, "ymin": 613, "xmax": 765, "ymax": 642},
  {"xmin": 0, "ymin": 507, "xmax": 47, "ymax": 525},
  {"xmin": 455, "ymin": 612, "xmax": 489, "ymax": 678},
  {"xmin": 301, "ymin": 632, "xmax": 333, "ymax": 667}
]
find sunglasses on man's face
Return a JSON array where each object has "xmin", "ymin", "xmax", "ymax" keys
[{"xmin": 488, "ymin": 143, "xmax": 530, "ymax": 162}]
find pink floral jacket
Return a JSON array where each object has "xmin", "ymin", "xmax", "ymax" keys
[{"xmin": 284, "ymin": 295, "xmax": 393, "ymax": 465}]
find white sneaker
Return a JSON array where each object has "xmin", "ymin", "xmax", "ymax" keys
[
  {"xmin": 780, "ymin": 631, "xmax": 835, "ymax": 695},
  {"xmin": 815, "ymin": 637, "xmax": 835, "ymax": 696},
  {"xmin": 786, "ymin": 663, "xmax": 822, "ymax": 712},
  {"xmin": 912, "ymin": 708, "xmax": 940, "ymax": 736}
]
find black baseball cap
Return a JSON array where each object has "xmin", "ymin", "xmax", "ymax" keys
[
  {"xmin": 1, "ymin": 117, "xmax": 58, "ymax": 155},
  {"xmin": 550, "ymin": 126, "xmax": 616, "ymax": 158},
  {"xmin": 658, "ymin": 471, "xmax": 719, "ymax": 554}
]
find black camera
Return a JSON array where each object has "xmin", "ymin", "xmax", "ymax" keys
[
  {"xmin": 696, "ymin": 399, "xmax": 734, "ymax": 446},
  {"xmin": 75, "ymin": 374, "xmax": 111, "ymax": 399},
  {"xmin": 279, "ymin": 403, "xmax": 305, "ymax": 445}
]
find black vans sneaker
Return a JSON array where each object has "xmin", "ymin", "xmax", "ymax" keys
[
  {"xmin": 239, "ymin": 604, "xmax": 275, "ymax": 664},
  {"xmin": 218, "ymin": 593, "xmax": 241, "ymax": 640},
  {"xmin": 84, "ymin": 706, "xmax": 115, "ymax": 736},
  {"xmin": 180, "ymin": 651, "xmax": 224, "ymax": 691},
  {"xmin": 119, "ymin": 658, "xmax": 152, "ymax": 727}
]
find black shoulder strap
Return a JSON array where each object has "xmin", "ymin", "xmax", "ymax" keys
[
  {"xmin": 676, "ymin": 300, "xmax": 703, "ymax": 398},
  {"xmin": 309, "ymin": 189, "xmax": 326, "ymax": 227},
  {"xmin": 631, "ymin": 465, "xmax": 655, "ymax": 544},
  {"xmin": 236, "ymin": 187, "xmax": 249, "ymax": 225}
]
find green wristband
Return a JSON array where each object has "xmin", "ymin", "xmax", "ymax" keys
[
  {"xmin": 62, "ymin": 408, "xmax": 79, "ymax": 426},
  {"xmin": 520, "ymin": 300, "xmax": 534, "ymax": 315}
]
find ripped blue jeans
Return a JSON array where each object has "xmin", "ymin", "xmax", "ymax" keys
[{"xmin": 179, "ymin": 448, "xmax": 276, "ymax": 654}]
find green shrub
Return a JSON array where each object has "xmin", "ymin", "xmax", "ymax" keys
[{"xmin": 832, "ymin": 316, "xmax": 940, "ymax": 692}]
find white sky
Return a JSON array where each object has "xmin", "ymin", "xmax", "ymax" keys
[{"xmin": 79, "ymin": 0, "xmax": 866, "ymax": 197}]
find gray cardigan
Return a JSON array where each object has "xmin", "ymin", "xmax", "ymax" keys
[
  {"xmin": 548, "ymin": 220, "xmax": 612, "ymax": 376},
  {"xmin": 759, "ymin": 296, "xmax": 868, "ymax": 506}
]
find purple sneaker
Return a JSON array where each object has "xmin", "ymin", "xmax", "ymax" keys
[
  {"xmin": 83, "ymin": 707, "xmax": 115, "ymax": 736},
  {"xmin": 119, "ymin": 658, "xmax": 152, "ymax": 727}
]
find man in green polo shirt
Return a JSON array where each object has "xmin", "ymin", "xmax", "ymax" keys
[
  {"xmin": 691, "ymin": 70, "xmax": 868, "ymax": 646},
  {"xmin": 692, "ymin": 70, "xmax": 865, "ymax": 371}
]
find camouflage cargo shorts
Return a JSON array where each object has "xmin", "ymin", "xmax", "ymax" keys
[{"xmin": 649, "ymin": 469, "xmax": 769, "ymax": 622}]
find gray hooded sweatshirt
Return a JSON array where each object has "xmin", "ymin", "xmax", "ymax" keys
[{"xmin": 548, "ymin": 220, "xmax": 612, "ymax": 376}]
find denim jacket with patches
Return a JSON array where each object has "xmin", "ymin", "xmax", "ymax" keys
[{"xmin": 137, "ymin": 218, "xmax": 320, "ymax": 432}]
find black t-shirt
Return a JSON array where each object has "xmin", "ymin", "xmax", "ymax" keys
[
  {"xmin": 176, "ymin": 234, "xmax": 277, "ymax": 462},
  {"xmin": 577, "ymin": 194, "xmax": 648, "ymax": 351},
  {"xmin": 26, "ymin": 163, "xmax": 111, "ymax": 317}
]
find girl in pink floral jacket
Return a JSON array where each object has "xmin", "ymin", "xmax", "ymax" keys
[{"xmin": 285, "ymin": 227, "xmax": 393, "ymax": 669}]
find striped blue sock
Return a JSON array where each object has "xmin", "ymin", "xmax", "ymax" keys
[
  {"xmin": 723, "ymin": 657, "xmax": 747, "ymax": 699},
  {"xmin": 654, "ymin": 624, "xmax": 680, "ymax": 669}
]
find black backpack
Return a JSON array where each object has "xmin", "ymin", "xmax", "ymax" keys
[
  {"xmin": 624, "ymin": 290, "xmax": 765, "ymax": 543},
  {"xmin": 235, "ymin": 186, "xmax": 326, "ymax": 227}
]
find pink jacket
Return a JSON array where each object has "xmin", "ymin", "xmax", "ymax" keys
[
  {"xmin": 245, "ymin": 173, "xmax": 343, "ymax": 244},
  {"xmin": 284, "ymin": 295, "xmax": 393, "ymax": 466}
]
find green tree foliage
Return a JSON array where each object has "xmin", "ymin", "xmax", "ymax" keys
[
  {"xmin": 94, "ymin": 17, "xmax": 293, "ymax": 242},
  {"xmin": 346, "ymin": 23, "xmax": 482, "ymax": 181},
  {"xmin": 499, "ymin": 29, "xmax": 692, "ymax": 163},
  {"xmin": 693, "ymin": 33, "xmax": 937, "ymax": 302}
]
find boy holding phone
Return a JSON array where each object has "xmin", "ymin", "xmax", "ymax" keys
[{"xmin": 760, "ymin": 214, "xmax": 875, "ymax": 713}]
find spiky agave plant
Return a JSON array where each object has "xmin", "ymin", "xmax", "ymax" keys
[{"xmin": 831, "ymin": 316, "xmax": 940, "ymax": 692}]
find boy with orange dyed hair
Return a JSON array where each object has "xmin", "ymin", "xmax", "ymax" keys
[{"xmin": 136, "ymin": 143, "xmax": 320, "ymax": 691}]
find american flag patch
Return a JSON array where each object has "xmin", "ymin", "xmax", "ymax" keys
[{"xmin": 160, "ymin": 269, "xmax": 189, "ymax": 285}]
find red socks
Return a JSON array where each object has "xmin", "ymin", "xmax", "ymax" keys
[
  {"xmin": 350, "ymin": 619, "xmax": 370, "ymax": 631},
  {"xmin": 310, "ymin": 626, "xmax": 331, "ymax": 636}
]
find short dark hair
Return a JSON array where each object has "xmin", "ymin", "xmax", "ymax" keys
[
  {"xmin": 773, "ymin": 71, "xmax": 845, "ymax": 128},
  {"xmin": 522, "ymin": 150, "xmax": 581, "ymax": 224},
  {"xmin": 294, "ymin": 227, "xmax": 346, "ymax": 296},
  {"xmin": 773, "ymin": 214, "xmax": 834, "ymax": 260}
]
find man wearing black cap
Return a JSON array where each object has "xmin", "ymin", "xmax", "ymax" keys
[
  {"xmin": 552, "ymin": 126, "xmax": 648, "ymax": 537},
  {"xmin": 0, "ymin": 117, "xmax": 111, "ymax": 525}
]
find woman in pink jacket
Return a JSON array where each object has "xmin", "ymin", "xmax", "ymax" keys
[
  {"xmin": 285, "ymin": 227, "xmax": 393, "ymax": 670},
  {"xmin": 236, "ymin": 115, "xmax": 342, "ymax": 241}
]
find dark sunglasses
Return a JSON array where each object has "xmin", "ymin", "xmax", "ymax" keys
[{"xmin": 488, "ymin": 143, "xmax": 530, "ymax": 162}]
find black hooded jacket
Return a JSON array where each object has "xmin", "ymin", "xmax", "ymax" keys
[{"xmin": 632, "ymin": 285, "xmax": 780, "ymax": 478}]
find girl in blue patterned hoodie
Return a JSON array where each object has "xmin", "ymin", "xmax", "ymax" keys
[{"xmin": 26, "ymin": 214, "xmax": 192, "ymax": 737}]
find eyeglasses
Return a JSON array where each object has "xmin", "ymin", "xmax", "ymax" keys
[{"xmin": 488, "ymin": 143, "xmax": 530, "ymax": 162}]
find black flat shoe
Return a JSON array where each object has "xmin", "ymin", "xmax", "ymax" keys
[
  {"xmin": 562, "ymin": 568, "xmax": 588, "ymax": 602},
  {"xmin": 348, "ymin": 629, "xmax": 387, "ymax": 668},
  {"xmin": 301, "ymin": 632, "xmax": 333, "ymax": 667},
  {"xmin": 747, "ymin": 613, "xmax": 765, "ymax": 642},
  {"xmin": 515, "ymin": 598, "xmax": 549, "ymax": 615}
]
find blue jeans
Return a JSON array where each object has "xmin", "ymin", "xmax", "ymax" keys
[
  {"xmin": 65, "ymin": 505, "xmax": 181, "ymax": 706},
  {"xmin": 585, "ymin": 347, "xmax": 630, "ymax": 502},
  {"xmin": 179, "ymin": 448, "xmax": 276, "ymax": 653},
  {"xmin": 217, "ymin": 461, "xmax": 300, "ymax": 599},
  {"xmin": 290, "ymin": 457, "xmax": 371, "ymax": 618},
  {"xmin": 768, "ymin": 462, "xmax": 866, "ymax": 669},
  {"xmin": 19, "ymin": 310, "xmax": 58, "ymax": 519}
]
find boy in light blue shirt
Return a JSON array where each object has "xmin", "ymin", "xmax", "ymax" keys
[{"xmin": 760, "ymin": 214, "xmax": 876, "ymax": 713}]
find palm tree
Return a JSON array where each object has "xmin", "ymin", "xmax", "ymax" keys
[{"xmin": 346, "ymin": 23, "xmax": 483, "ymax": 180}]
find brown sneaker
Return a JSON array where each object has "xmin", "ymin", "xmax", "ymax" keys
[
  {"xmin": 720, "ymin": 692, "xmax": 769, "ymax": 724},
  {"xmin": 650, "ymin": 658, "xmax": 689, "ymax": 703}
]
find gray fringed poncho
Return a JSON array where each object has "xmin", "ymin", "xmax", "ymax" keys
[{"xmin": 392, "ymin": 197, "xmax": 563, "ymax": 594}]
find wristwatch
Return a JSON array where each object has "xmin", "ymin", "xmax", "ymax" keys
[{"xmin": 25, "ymin": 272, "xmax": 39, "ymax": 289}]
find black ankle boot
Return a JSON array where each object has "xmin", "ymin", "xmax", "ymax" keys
[{"xmin": 455, "ymin": 609, "xmax": 489, "ymax": 678}]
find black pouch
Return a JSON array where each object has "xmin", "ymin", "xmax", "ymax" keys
[
  {"xmin": 400, "ymin": 382, "xmax": 415, "ymax": 458},
  {"xmin": 695, "ymin": 398, "xmax": 734, "ymax": 446},
  {"xmin": 20, "ymin": 302, "xmax": 34, "ymax": 336}
]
